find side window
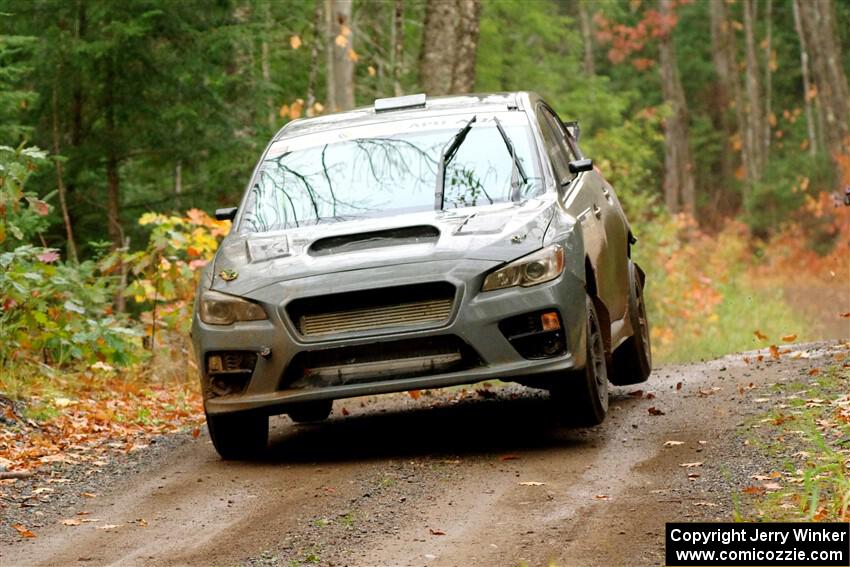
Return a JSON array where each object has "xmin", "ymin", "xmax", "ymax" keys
[{"xmin": 537, "ymin": 107, "xmax": 576, "ymax": 183}]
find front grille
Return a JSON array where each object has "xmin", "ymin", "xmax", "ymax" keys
[
  {"xmin": 287, "ymin": 282, "xmax": 455, "ymax": 338},
  {"xmin": 282, "ymin": 335, "xmax": 479, "ymax": 388}
]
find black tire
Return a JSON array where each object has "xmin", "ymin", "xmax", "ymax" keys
[
  {"xmin": 287, "ymin": 399, "xmax": 333, "ymax": 423},
  {"xmin": 206, "ymin": 410, "xmax": 268, "ymax": 460},
  {"xmin": 551, "ymin": 295, "xmax": 609, "ymax": 426},
  {"xmin": 611, "ymin": 261, "xmax": 652, "ymax": 385}
]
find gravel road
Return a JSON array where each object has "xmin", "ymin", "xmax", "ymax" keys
[{"xmin": 1, "ymin": 342, "xmax": 845, "ymax": 567}]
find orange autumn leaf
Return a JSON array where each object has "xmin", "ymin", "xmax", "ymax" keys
[
  {"xmin": 289, "ymin": 35, "xmax": 302, "ymax": 50},
  {"xmin": 754, "ymin": 330, "xmax": 769, "ymax": 341},
  {"xmin": 12, "ymin": 524, "xmax": 36, "ymax": 538},
  {"xmin": 769, "ymin": 344, "xmax": 781, "ymax": 359},
  {"xmin": 407, "ymin": 390, "xmax": 421, "ymax": 400},
  {"xmin": 781, "ymin": 334, "xmax": 797, "ymax": 343},
  {"xmin": 808, "ymin": 368, "xmax": 820, "ymax": 376}
]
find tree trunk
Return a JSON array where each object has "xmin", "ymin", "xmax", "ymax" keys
[
  {"xmin": 743, "ymin": 0, "xmax": 765, "ymax": 183},
  {"xmin": 326, "ymin": 0, "xmax": 355, "ymax": 112},
  {"xmin": 392, "ymin": 0, "xmax": 404, "ymax": 96},
  {"xmin": 420, "ymin": 0, "xmax": 482, "ymax": 96},
  {"xmin": 51, "ymin": 83, "xmax": 78, "ymax": 264},
  {"xmin": 104, "ymin": 60, "xmax": 122, "ymax": 251},
  {"xmin": 709, "ymin": 0, "xmax": 742, "ymax": 211},
  {"xmin": 420, "ymin": 0, "xmax": 460, "ymax": 96},
  {"xmin": 450, "ymin": 0, "xmax": 481, "ymax": 93},
  {"xmin": 795, "ymin": 0, "xmax": 850, "ymax": 182},
  {"xmin": 578, "ymin": 0, "xmax": 595, "ymax": 75},
  {"xmin": 763, "ymin": 0, "xmax": 772, "ymax": 158},
  {"xmin": 792, "ymin": 0, "xmax": 818, "ymax": 158},
  {"xmin": 657, "ymin": 0, "xmax": 695, "ymax": 215},
  {"xmin": 306, "ymin": 1, "xmax": 321, "ymax": 113}
]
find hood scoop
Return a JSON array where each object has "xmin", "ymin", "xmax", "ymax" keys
[{"xmin": 309, "ymin": 225, "xmax": 440, "ymax": 257}]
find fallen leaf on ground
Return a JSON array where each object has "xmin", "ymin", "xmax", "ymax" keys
[
  {"xmin": 12, "ymin": 524, "xmax": 36, "ymax": 538},
  {"xmin": 81, "ymin": 492, "xmax": 97, "ymax": 498},
  {"xmin": 408, "ymin": 390, "xmax": 421, "ymax": 400},
  {"xmin": 96, "ymin": 524, "xmax": 122, "ymax": 530},
  {"xmin": 518, "ymin": 481, "xmax": 545, "ymax": 486},
  {"xmin": 754, "ymin": 330, "xmax": 769, "ymax": 340},
  {"xmin": 840, "ymin": 312, "xmax": 850, "ymax": 318},
  {"xmin": 679, "ymin": 462, "xmax": 703, "ymax": 468},
  {"xmin": 627, "ymin": 389, "xmax": 643, "ymax": 397},
  {"xmin": 781, "ymin": 334, "xmax": 797, "ymax": 342},
  {"xmin": 594, "ymin": 494, "xmax": 610, "ymax": 500},
  {"xmin": 663, "ymin": 440, "xmax": 684, "ymax": 447},
  {"xmin": 743, "ymin": 485, "xmax": 766, "ymax": 496},
  {"xmin": 61, "ymin": 518, "xmax": 82, "ymax": 526},
  {"xmin": 500, "ymin": 454, "xmax": 520, "ymax": 461},
  {"xmin": 647, "ymin": 406, "xmax": 665, "ymax": 416},
  {"xmin": 676, "ymin": 382, "xmax": 682, "ymax": 391},
  {"xmin": 769, "ymin": 345, "xmax": 781, "ymax": 359},
  {"xmin": 191, "ymin": 428, "xmax": 200, "ymax": 439},
  {"xmin": 763, "ymin": 482, "xmax": 782, "ymax": 491},
  {"xmin": 340, "ymin": 407, "xmax": 350, "ymax": 416},
  {"xmin": 429, "ymin": 528, "xmax": 446, "ymax": 536},
  {"xmin": 687, "ymin": 473, "xmax": 700, "ymax": 480},
  {"xmin": 645, "ymin": 392, "xmax": 656, "ymax": 400},
  {"xmin": 808, "ymin": 368, "xmax": 820, "ymax": 376}
]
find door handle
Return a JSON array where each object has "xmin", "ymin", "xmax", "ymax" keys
[{"xmin": 592, "ymin": 204, "xmax": 602, "ymax": 219}]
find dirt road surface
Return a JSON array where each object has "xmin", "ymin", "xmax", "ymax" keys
[{"xmin": 2, "ymin": 342, "xmax": 845, "ymax": 567}]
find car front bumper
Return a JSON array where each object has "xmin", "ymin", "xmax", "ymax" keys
[{"xmin": 192, "ymin": 258, "xmax": 588, "ymax": 416}]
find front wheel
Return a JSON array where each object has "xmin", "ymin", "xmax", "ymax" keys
[
  {"xmin": 206, "ymin": 410, "xmax": 269, "ymax": 460},
  {"xmin": 551, "ymin": 295, "xmax": 609, "ymax": 426}
]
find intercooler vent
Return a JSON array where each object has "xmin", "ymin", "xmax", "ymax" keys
[
  {"xmin": 308, "ymin": 225, "xmax": 440, "ymax": 256},
  {"xmin": 282, "ymin": 335, "xmax": 480, "ymax": 388},
  {"xmin": 287, "ymin": 282, "xmax": 456, "ymax": 338}
]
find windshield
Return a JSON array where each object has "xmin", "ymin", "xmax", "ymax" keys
[{"xmin": 240, "ymin": 113, "xmax": 543, "ymax": 233}]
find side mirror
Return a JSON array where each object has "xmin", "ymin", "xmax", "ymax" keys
[
  {"xmin": 568, "ymin": 158, "xmax": 593, "ymax": 174},
  {"xmin": 215, "ymin": 207, "xmax": 238, "ymax": 221}
]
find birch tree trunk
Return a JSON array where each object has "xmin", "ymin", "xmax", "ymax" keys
[
  {"xmin": 795, "ymin": 0, "xmax": 850, "ymax": 182},
  {"xmin": 658, "ymin": 0, "xmax": 695, "ymax": 214},
  {"xmin": 792, "ymin": 0, "xmax": 818, "ymax": 158}
]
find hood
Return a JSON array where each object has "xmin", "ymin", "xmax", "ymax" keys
[{"xmin": 210, "ymin": 199, "xmax": 555, "ymax": 296}]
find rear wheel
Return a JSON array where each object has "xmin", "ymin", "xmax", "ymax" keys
[
  {"xmin": 551, "ymin": 295, "xmax": 608, "ymax": 426},
  {"xmin": 611, "ymin": 262, "xmax": 652, "ymax": 385},
  {"xmin": 287, "ymin": 399, "xmax": 333, "ymax": 423},
  {"xmin": 206, "ymin": 410, "xmax": 268, "ymax": 460}
]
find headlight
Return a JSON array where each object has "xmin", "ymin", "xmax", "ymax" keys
[
  {"xmin": 482, "ymin": 244, "xmax": 565, "ymax": 292},
  {"xmin": 199, "ymin": 290, "xmax": 268, "ymax": 325}
]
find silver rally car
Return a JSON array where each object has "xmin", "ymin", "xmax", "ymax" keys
[{"xmin": 192, "ymin": 92, "xmax": 652, "ymax": 459}]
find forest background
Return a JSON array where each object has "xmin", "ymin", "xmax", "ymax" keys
[{"xmin": 0, "ymin": 0, "xmax": 848, "ymax": 469}]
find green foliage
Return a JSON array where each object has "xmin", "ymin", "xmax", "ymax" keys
[
  {"xmin": 0, "ymin": 245, "xmax": 146, "ymax": 368},
  {"xmin": 0, "ymin": 144, "xmax": 51, "ymax": 245}
]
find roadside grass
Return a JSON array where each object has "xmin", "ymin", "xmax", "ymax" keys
[
  {"xmin": 737, "ymin": 363, "xmax": 850, "ymax": 522},
  {"xmin": 650, "ymin": 279, "xmax": 812, "ymax": 364}
]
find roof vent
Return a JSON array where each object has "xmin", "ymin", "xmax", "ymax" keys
[{"xmin": 374, "ymin": 93, "xmax": 426, "ymax": 113}]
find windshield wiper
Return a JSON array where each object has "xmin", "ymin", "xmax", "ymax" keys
[
  {"xmin": 435, "ymin": 115, "xmax": 477, "ymax": 210},
  {"xmin": 493, "ymin": 117, "xmax": 528, "ymax": 201}
]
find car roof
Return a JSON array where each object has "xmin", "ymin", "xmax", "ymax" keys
[{"xmin": 274, "ymin": 91, "xmax": 545, "ymax": 140}]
